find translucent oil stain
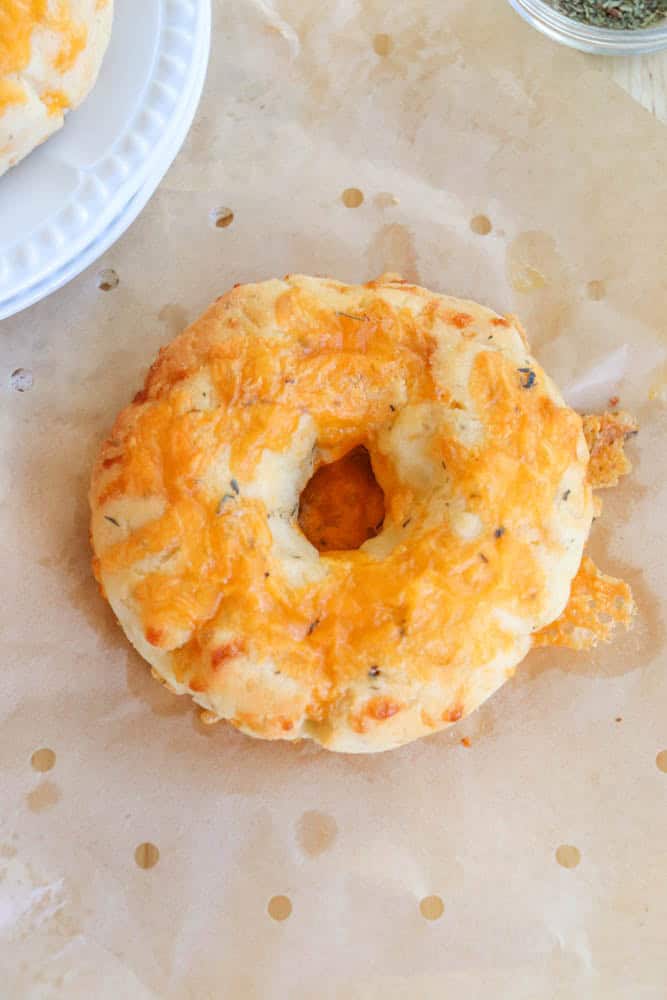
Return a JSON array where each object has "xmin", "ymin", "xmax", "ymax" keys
[
  {"xmin": 296, "ymin": 811, "xmax": 338, "ymax": 857},
  {"xmin": 27, "ymin": 782, "xmax": 61, "ymax": 813},
  {"xmin": 648, "ymin": 362, "xmax": 667, "ymax": 402},
  {"xmin": 158, "ymin": 303, "xmax": 189, "ymax": 338},
  {"xmin": 505, "ymin": 231, "xmax": 572, "ymax": 350},
  {"xmin": 506, "ymin": 231, "xmax": 556, "ymax": 293}
]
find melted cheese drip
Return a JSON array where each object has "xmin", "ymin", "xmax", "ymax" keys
[
  {"xmin": 0, "ymin": 0, "xmax": 87, "ymax": 113},
  {"xmin": 96, "ymin": 287, "xmax": 586, "ymax": 721}
]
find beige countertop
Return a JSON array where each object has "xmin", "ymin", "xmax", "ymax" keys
[{"xmin": 608, "ymin": 51, "xmax": 667, "ymax": 122}]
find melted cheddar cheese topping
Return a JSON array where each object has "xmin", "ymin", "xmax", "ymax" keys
[
  {"xmin": 93, "ymin": 276, "xmax": 597, "ymax": 745},
  {"xmin": 0, "ymin": 0, "xmax": 87, "ymax": 114}
]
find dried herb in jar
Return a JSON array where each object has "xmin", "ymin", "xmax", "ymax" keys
[{"xmin": 546, "ymin": 0, "xmax": 667, "ymax": 29}]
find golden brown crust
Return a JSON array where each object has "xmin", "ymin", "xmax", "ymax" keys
[{"xmin": 90, "ymin": 274, "xmax": 595, "ymax": 752}]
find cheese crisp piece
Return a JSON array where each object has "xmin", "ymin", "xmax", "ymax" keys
[
  {"xmin": 583, "ymin": 410, "xmax": 638, "ymax": 490},
  {"xmin": 534, "ymin": 410, "xmax": 637, "ymax": 651},
  {"xmin": 534, "ymin": 556, "xmax": 635, "ymax": 650}
]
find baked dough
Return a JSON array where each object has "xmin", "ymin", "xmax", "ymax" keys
[
  {"xmin": 90, "ymin": 274, "xmax": 603, "ymax": 752},
  {"xmin": 0, "ymin": 0, "xmax": 113, "ymax": 177}
]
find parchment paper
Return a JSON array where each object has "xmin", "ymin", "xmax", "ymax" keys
[{"xmin": 1, "ymin": 1, "xmax": 666, "ymax": 997}]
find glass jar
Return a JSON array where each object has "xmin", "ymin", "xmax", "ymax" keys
[{"xmin": 507, "ymin": 0, "xmax": 667, "ymax": 54}]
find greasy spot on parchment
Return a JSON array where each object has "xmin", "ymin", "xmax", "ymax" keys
[
  {"xmin": 587, "ymin": 279, "xmax": 606, "ymax": 301},
  {"xmin": 342, "ymin": 188, "xmax": 364, "ymax": 208},
  {"xmin": 296, "ymin": 811, "xmax": 338, "ymax": 856},
  {"xmin": 505, "ymin": 232, "xmax": 571, "ymax": 350},
  {"xmin": 367, "ymin": 223, "xmax": 419, "ymax": 283},
  {"xmin": 27, "ymin": 782, "xmax": 61, "ymax": 813},
  {"xmin": 158, "ymin": 304, "xmax": 189, "ymax": 338}
]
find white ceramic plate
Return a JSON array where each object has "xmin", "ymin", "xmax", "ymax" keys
[{"xmin": 0, "ymin": 0, "xmax": 211, "ymax": 321}]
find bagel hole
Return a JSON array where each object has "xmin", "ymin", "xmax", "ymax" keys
[{"xmin": 298, "ymin": 446, "xmax": 385, "ymax": 553}]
